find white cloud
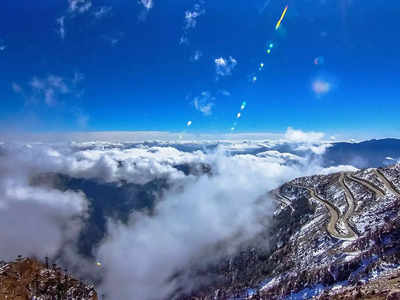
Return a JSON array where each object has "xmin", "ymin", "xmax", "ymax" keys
[
  {"xmin": 57, "ymin": 1, "xmax": 112, "ymax": 40},
  {"xmin": 102, "ymin": 33, "xmax": 124, "ymax": 47},
  {"xmin": 318, "ymin": 165, "xmax": 358, "ymax": 175},
  {"xmin": 93, "ymin": 6, "xmax": 112, "ymax": 19},
  {"xmin": 47, "ymin": 75, "xmax": 69, "ymax": 93},
  {"xmin": 137, "ymin": 0, "xmax": 154, "ymax": 21},
  {"xmin": 0, "ymin": 145, "xmax": 88, "ymax": 262},
  {"xmin": 284, "ymin": 127, "xmax": 325, "ymax": 143},
  {"xmin": 69, "ymin": 0, "xmax": 92, "ymax": 14},
  {"xmin": 180, "ymin": 1, "xmax": 205, "ymax": 45},
  {"xmin": 184, "ymin": 4, "xmax": 205, "ymax": 29},
  {"xmin": 295, "ymin": 143, "xmax": 331, "ymax": 155},
  {"xmin": 191, "ymin": 50, "xmax": 203, "ymax": 62},
  {"xmin": 139, "ymin": 0, "xmax": 153, "ymax": 10},
  {"xmin": 179, "ymin": 36, "xmax": 189, "ymax": 45},
  {"xmin": 256, "ymin": 150, "xmax": 304, "ymax": 164},
  {"xmin": 194, "ymin": 100, "xmax": 214, "ymax": 116},
  {"xmin": 72, "ymin": 72, "xmax": 85, "ymax": 85},
  {"xmin": 0, "ymin": 38, "xmax": 6, "ymax": 51},
  {"xmin": 11, "ymin": 145, "xmax": 204, "ymax": 186},
  {"xmin": 193, "ymin": 91, "xmax": 215, "ymax": 116},
  {"xmin": 96, "ymin": 151, "xmax": 288, "ymax": 299},
  {"xmin": 219, "ymin": 89, "xmax": 231, "ymax": 96},
  {"xmin": 56, "ymin": 16, "xmax": 66, "ymax": 39},
  {"xmin": 215, "ymin": 56, "xmax": 238, "ymax": 77},
  {"xmin": 29, "ymin": 75, "xmax": 70, "ymax": 105},
  {"xmin": 0, "ymin": 131, "xmax": 286, "ymax": 143},
  {"xmin": 12, "ymin": 73, "xmax": 83, "ymax": 107}
]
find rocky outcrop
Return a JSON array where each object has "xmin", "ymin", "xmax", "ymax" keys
[{"xmin": 0, "ymin": 257, "xmax": 97, "ymax": 300}]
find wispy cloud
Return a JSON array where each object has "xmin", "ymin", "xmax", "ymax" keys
[
  {"xmin": 215, "ymin": 56, "xmax": 237, "ymax": 77},
  {"xmin": 56, "ymin": 1, "xmax": 112, "ymax": 40},
  {"xmin": 69, "ymin": 0, "xmax": 92, "ymax": 14},
  {"xmin": 93, "ymin": 6, "xmax": 112, "ymax": 19},
  {"xmin": 193, "ymin": 91, "xmax": 215, "ymax": 116},
  {"xmin": 13, "ymin": 73, "xmax": 84, "ymax": 106},
  {"xmin": 56, "ymin": 17, "xmax": 66, "ymax": 39},
  {"xmin": 139, "ymin": 0, "xmax": 153, "ymax": 10},
  {"xmin": 72, "ymin": 71, "xmax": 85, "ymax": 85},
  {"xmin": 0, "ymin": 39, "xmax": 7, "ymax": 51},
  {"xmin": 191, "ymin": 50, "xmax": 203, "ymax": 62},
  {"xmin": 30, "ymin": 75, "xmax": 69, "ymax": 106},
  {"xmin": 259, "ymin": 0, "xmax": 272, "ymax": 14},
  {"xmin": 73, "ymin": 108, "xmax": 90, "ymax": 128},
  {"xmin": 184, "ymin": 5, "xmax": 205, "ymax": 29},
  {"xmin": 11, "ymin": 83, "xmax": 22, "ymax": 94},
  {"xmin": 102, "ymin": 33, "xmax": 124, "ymax": 47},
  {"xmin": 137, "ymin": 0, "xmax": 154, "ymax": 21},
  {"xmin": 11, "ymin": 73, "xmax": 89, "ymax": 128},
  {"xmin": 219, "ymin": 89, "xmax": 231, "ymax": 96},
  {"xmin": 180, "ymin": 1, "xmax": 205, "ymax": 45}
]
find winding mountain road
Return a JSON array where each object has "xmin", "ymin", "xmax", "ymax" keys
[
  {"xmin": 338, "ymin": 173, "xmax": 358, "ymax": 240},
  {"xmin": 374, "ymin": 169, "xmax": 400, "ymax": 197},
  {"xmin": 292, "ymin": 184, "xmax": 356, "ymax": 241},
  {"xmin": 280, "ymin": 168, "xmax": 400, "ymax": 241},
  {"xmin": 346, "ymin": 174, "xmax": 385, "ymax": 198}
]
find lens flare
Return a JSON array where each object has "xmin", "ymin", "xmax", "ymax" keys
[
  {"xmin": 275, "ymin": 5, "xmax": 288, "ymax": 30},
  {"xmin": 314, "ymin": 56, "xmax": 325, "ymax": 65},
  {"xmin": 312, "ymin": 79, "xmax": 331, "ymax": 96}
]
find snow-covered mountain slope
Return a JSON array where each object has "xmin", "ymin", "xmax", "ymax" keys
[{"xmin": 184, "ymin": 164, "xmax": 400, "ymax": 299}]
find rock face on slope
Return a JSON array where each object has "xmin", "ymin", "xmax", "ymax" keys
[
  {"xmin": 184, "ymin": 165, "xmax": 400, "ymax": 299},
  {"xmin": 0, "ymin": 257, "xmax": 97, "ymax": 300}
]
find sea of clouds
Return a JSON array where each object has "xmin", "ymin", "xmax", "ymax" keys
[{"xmin": 0, "ymin": 128, "xmax": 358, "ymax": 299}]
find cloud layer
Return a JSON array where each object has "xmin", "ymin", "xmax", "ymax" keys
[
  {"xmin": 0, "ymin": 145, "xmax": 88, "ymax": 262},
  {"xmin": 0, "ymin": 136, "xmax": 358, "ymax": 298}
]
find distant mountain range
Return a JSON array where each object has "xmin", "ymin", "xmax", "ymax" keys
[{"xmin": 323, "ymin": 138, "xmax": 400, "ymax": 168}]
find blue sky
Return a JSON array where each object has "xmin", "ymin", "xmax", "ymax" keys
[{"xmin": 0, "ymin": 0, "xmax": 399, "ymax": 137}]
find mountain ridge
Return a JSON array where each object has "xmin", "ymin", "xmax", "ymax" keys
[{"xmin": 184, "ymin": 164, "xmax": 400, "ymax": 299}]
